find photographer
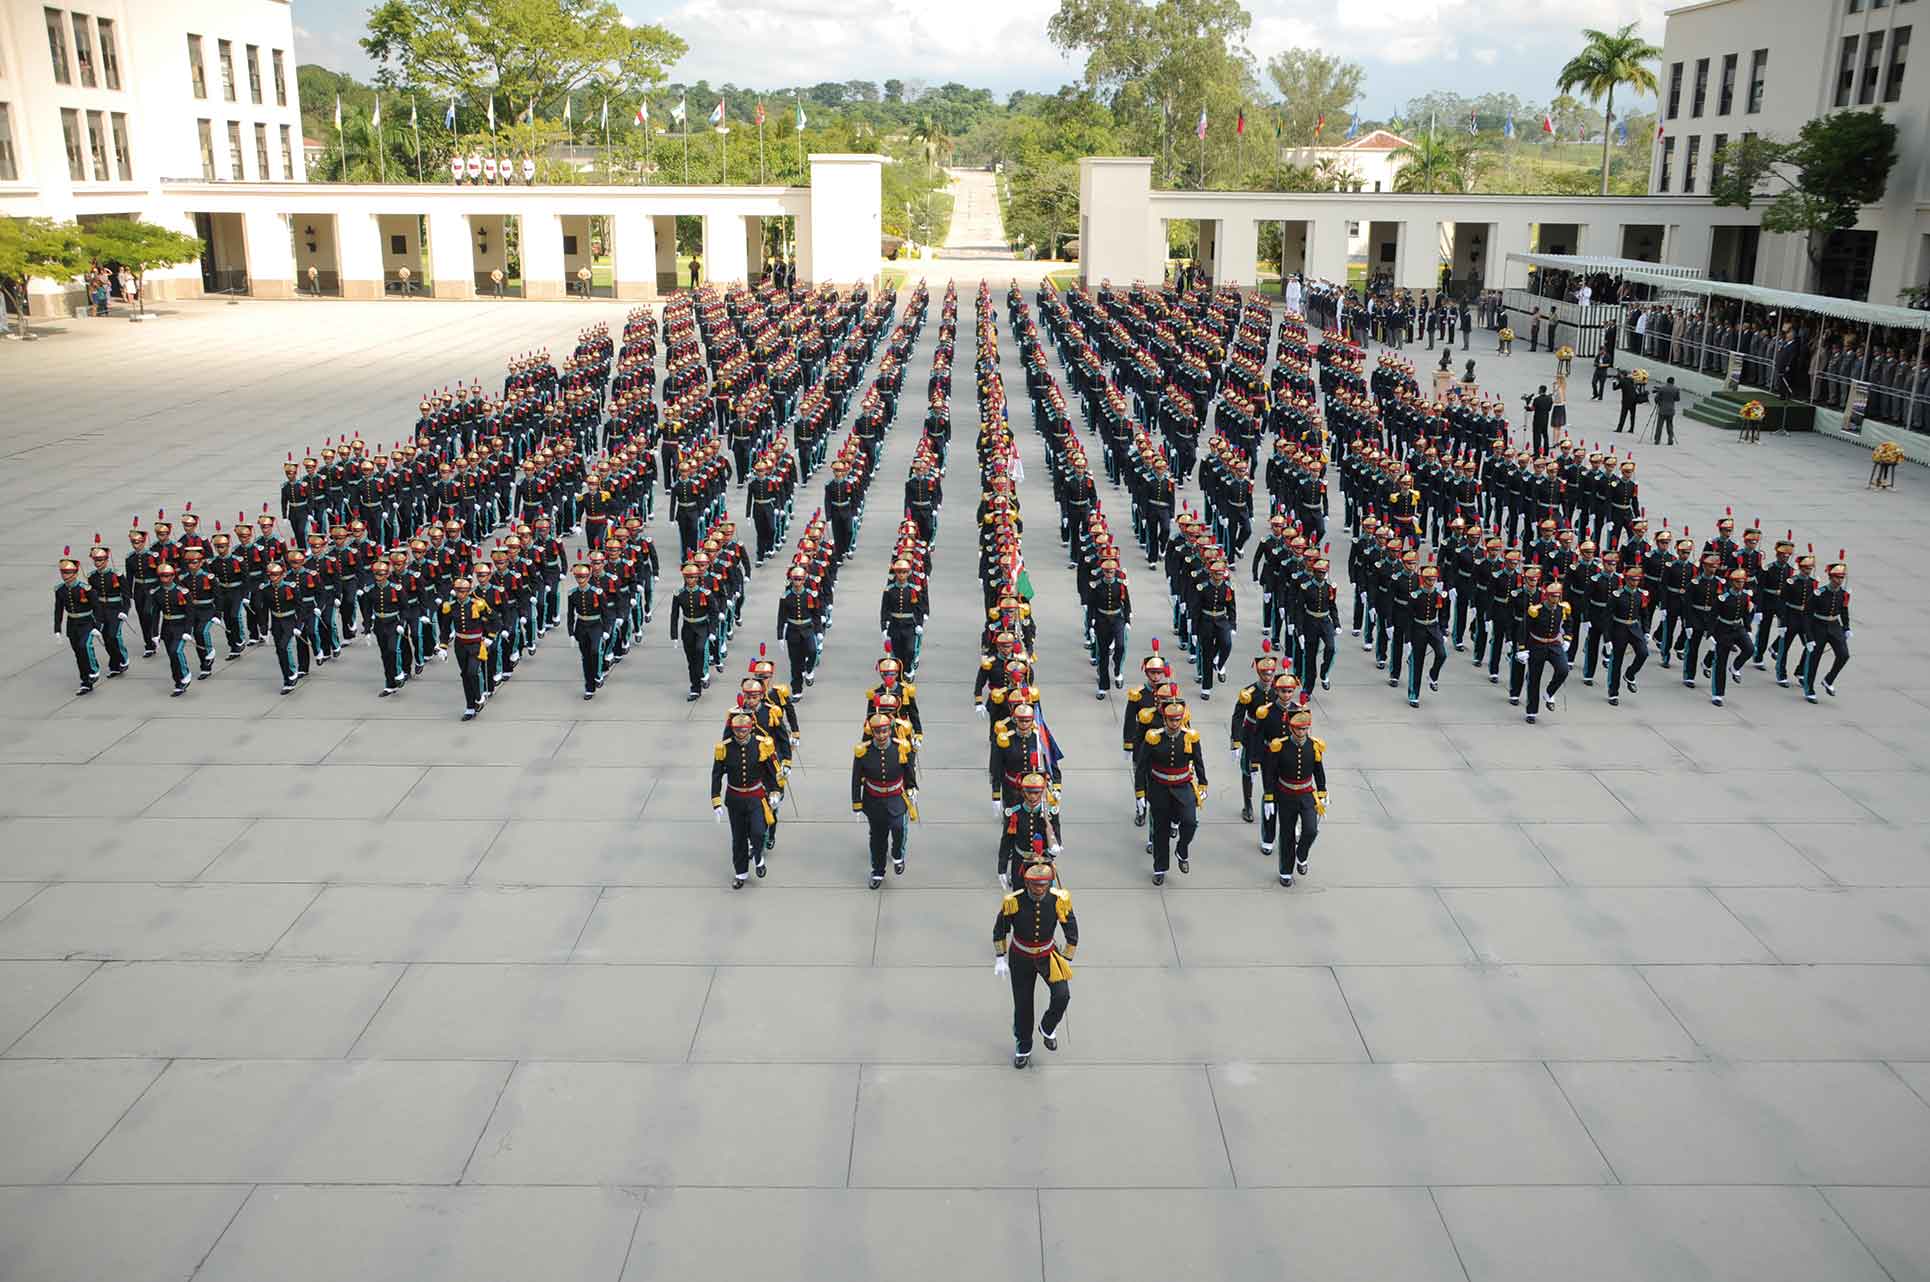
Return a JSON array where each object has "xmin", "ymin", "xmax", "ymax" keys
[
  {"xmin": 1528, "ymin": 386, "xmax": 1554, "ymax": 456},
  {"xmin": 1614, "ymin": 370, "xmax": 1647, "ymax": 435}
]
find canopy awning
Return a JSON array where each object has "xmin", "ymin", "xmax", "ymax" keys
[{"xmin": 1510, "ymin": 252, "xmax": 1930, "ymax": 331}]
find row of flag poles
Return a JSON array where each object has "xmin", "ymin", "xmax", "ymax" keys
[
  {"xmin": 1183, "ymin": 102, "xmax": 1656, "ymax": 153},
  {"xmin": 330, "ymin": 89, "xmax": 812, "ymax": 183}
]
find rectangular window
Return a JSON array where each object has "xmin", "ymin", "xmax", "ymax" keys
[
  {"xmin": 71, "ymin": 12, "xmax": 95, "ymax": 87},
  {"xmin": 60, "ymin": 107, "xmax": 84, "ymax": 179},
  {"xmin": 198, "ymin": 118, "xmax": 215, "ymax": 179},
  {"xmin": 1684, "ymin": 135, "xmax": 1702, "ymax": 191},
  {"xmin": 1667, "ymin": 62, "xmax": 1683, "ymax": 117},
  {"xmin": 188, "ymin": 34, "xmax": 207, "ymax": 99},
  {"xmin": 254, "ymin": 122, "xmax": 269, "ymax": 178},
  {"xmin": 1748, "ymin": 49, "xmax": 1767, "ymax": 112},
  {"xmin": 1861, "ymin": 30, "xmax": 1886, "ymax": 103},
  {"xmin": 279, "ymin": 123, "xmax": 293, "ymax": 178},
  {"xmin": 246, "ymin": 45, "xmax": 262, "ymax": 104},
  {"xmin": 85, "ymin": 108, "xmax": 108, "ymax": 179},
  {"xmin": 218, "ymin": 38, "xmax": 235, "ymax": 102},
  {"xmin": 0, "ymin": 104, "xmax": 19, "ymax": 182},
  {"xmin": 1692, "ymin": 57, "xmax": 1709, "ymax": 116},
  {"xmin": 1838, "ymin": 35, "xmax": 1860, "ymax": 106},
  {"xmin": 1659, "ymin": 136, "xmax": 1675, "ymax": 192},
  {"xmin": 1711, "ymin": 133, "xmax": 1729, "ymax": 188},
  {"xmin": 1887, "ymin": 26, "xmax": 1912, "ymax": 101},
  {"xmin": 111, "ymin": 111, "xmax": 131, "ymax": 179},
  {"xmin": 46, "ymin": 7, "xmax": 71, "ymax": 84},
  {"xmin": 389, "ymin": 233, "xmax": 407, "ymax": 255},
  {"xmin": 1849, "ymin": 0, "xmax": 1863, "ymax": 11},
  {"xmin": 1719, "ymin": 52, "xmax": 1737, "ymax": 114},
  {"xmin": 227, "ymin": 120, "xmax": 244, "ymax": 179},
  {"xmin": 272, "ymin": 50, "xmax": 287, "ymax": 106}
]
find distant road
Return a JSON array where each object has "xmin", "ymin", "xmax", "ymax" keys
[{"xmin": 939, "ymin": 168, "xmax": 1013, "ymax": 260}]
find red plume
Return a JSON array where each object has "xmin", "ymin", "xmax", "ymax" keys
[
  {"xmin": 214, "ymin": 521, "xmax": 222, "ymax": 532},
  {"xmin": 1838, "ymin": 548, "xmax": 1846, "ymax": 560},
  {"xmin": 62, "ymin": 545, "xmax": 71, "ymax": 557},
  {"xmin": 1151, "ymin": 638, "xmax": 1160, "ymax": 652}
]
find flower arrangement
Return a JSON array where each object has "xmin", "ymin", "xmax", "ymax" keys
[
  {"xmin": 1498, "ymin": 327, "xmax": 1516, "ymax": 341},
  {"xmin": 1739, "ymin": 400, "xmax": 1767, "ymax": 422},
  {"xmin": 1556, "ymin": 345, "xmax": 1575, "ymax": 360},
  {"xmin": 1874, "ymin": 441, "xmax": 1905, "ymax": 464},
  {"xmin": 1631, "ymin": 369, "xmax": 1650, "ymax": 385}
]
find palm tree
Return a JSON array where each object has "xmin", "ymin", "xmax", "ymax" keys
[
  {"xmin": 1557, "ymin": 22, "xmax": 1663, "ymax": 196},
  {"xmin": 1390, "ymin": 134, "xmax": 1475, "ymax": 194},
  {"xmin": 911, "ymin": 115, "xmax": 952, "ymax": 168}
]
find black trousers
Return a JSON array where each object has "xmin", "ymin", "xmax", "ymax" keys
[
  {"xmin": 1526, "ymin": 641, "xmax": 1570, "ymax": 714},
  {"xmin": 680, "ymin": 627, "xmax": 709, "ymax": 692},
  {"xmin": 1803, "ymin": 624, "xmax": 1849, "ymax": 693},
  {"xmin": 1300, "ymin": 615, "xmax": 1336, "ymax": 683},
  {"xmin": 64, "ymin": 619, "xmax": 99, "ymax": 686},
  {"xmin": 1197, "ymin": 619, "xmax": 1233, "ymax": 688},
  {"xmin": 574, "ymin": 623, "xmax": 604, "ymax": 693},
  {"xmin": 726, "ymin": 795, "xmax": 769, "ymax": 875},
  {"xmin": 1263, "ymin": 791, "xmax": 1319, "ymax": 874},
  {"xmin": 1607, "ymin": 622, "xmax": 1649, "ymax": 696},
  {"xmin": 886, "ymin": 622, "xmax": 919, "ymax": 671},
  {"xmin": 374, "ymin": 617, "xmax": 406, "ymax": 689},
  {"xmin": 1009, "ymin": 953, "xmax": 1069, "ymax": 1053},
  {"xmin": 160, "ymin": 620, "xmax": 192, "ymax": 685},
  {"xmin": 784, "ymin": 627, "xmax": 816, "ymax": 688},
  {"xmin": 1407, "ymin": 621, "xmax": 1447, "ymax": 700},
  {"xmin": 1147, "ymin": 784, "xmax": 1197, "ymax": 874},
  {"xmin": 456, "ymin": 640, "xmax": 487, "ymax": 711},
  {"xmin": 864, "ymin": 803, "xmax": 908, "ymax": 875},
  {"xmin": 1092, "ymin": 616, "xmax": 1126, "ymax": 686},
  {"xmin": 96, "ymin": 610, "xmax": 128, "ymax": 672}
]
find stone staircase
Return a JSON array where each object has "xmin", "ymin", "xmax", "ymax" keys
[{"xmin": 1685, "ymin": 386, "xmax": 1810, "ymax": 431}]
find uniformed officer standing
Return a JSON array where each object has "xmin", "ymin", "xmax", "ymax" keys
[
  {"xmin": 993, "ymin": 863, "xmax": 1078, "ymax": 1069},
  {"xmin": 1134, "ymin": 699, "xmax": 1206, "ymax": 884},
  {"xmin": 852, "ymin": 712, "xmax": 918, "ymax": 888},
  {"xmin": 711, "ymin": 709, "xmax": 779, "ymax": 888}
]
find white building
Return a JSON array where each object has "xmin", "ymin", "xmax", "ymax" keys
[
  {"xmin": 1281, "ymin": 130, "xmax": 1416, "ymax": 193},
  {"xmin": 1653, "ymin": 0, "xmax": 1929, "ymax": 299}
]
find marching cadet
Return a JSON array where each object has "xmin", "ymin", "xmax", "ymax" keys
[
  {"xmin": 1710, "ymin": 567, "xmax": 1753, "ymax": 707},
  {"xmin": 207, "ymin": 529, "xmax": 249, "ymax": 661},
  {"xmin": 997, "ymin": 772, "xmax": 1061, "ymax": 895},
  {"xmin": 567, "ymin": 561, "xmax": 607, "ymax": 700},
  {"xmin": 1134, "ymin": 698, "xmax": 1206, "ymax": 885},
  {"xmin": 776, "ymin": 564, "xmax": 823, "ymax": 692},
  {"xmin": 52, "ymin": 550, "xmax": 102, "ymax": 695},
  {"xmin": 1194, "ymin": 560, "xmax": 1237, "ymax": 699},
  {"xmin": 1257, "ymin": 706, "xmax": 1327, "ymax": 886},
  {"xmin": 366, "ymin": 558, "xmax": 413, "ymax": 696},
  {"xmin": 1228, "ymin": 644, "xmax": 1281, "ymax": 822},
  {"xmin": 441, "ymin": 576, "xmax": 494, "ymax": 721},
  {"xmin": 1680, "ymin": 551, "xmax": 1725, "ymax": 689},
  {"xmin": 992, "ymin": 861, "xmax": 1078, "ymax": 1069},
  {"xmin": 991, "ymin": 700, "xmax": 1060, "ymax": 817},
  {"xmin": 255, "ymin": 559, "xmax": 305, "ymax": 694},
  {"xmin": 1754, "ymin": 534, "xmax": 1796, "ymax": 671},
  {"xmin": 1300, "ymin": 555, "xmax": 1339, "ymax": 690},
  {"xmin": 125, "ymin": 520, "xmax": 162, "ymax": 657},
  {"xmin": 711, "ymin": 708, "xmax": 779, "ymax": 888},
  {"xmin": 152, "ymin": 562, "xmax": 196, "ymax": 697},
  {"xmin": 867, "ymin": 655, "xmax": 923, "ymax": 740},
  {"xmin": 1605, "ymin": 565, "xmax": 1652, "ymax": 706},
  {"xmin": 1775, "ymin": 551, "xmax": 1818, "ymax": 688},
  {"xmin": 853, "ymin": 712, "xmax": 918, "ymax": 888},
  {"xmin": 1405, "ymin": 563, "xmax": 1449, "ymax": 707},
  {"xmin": 178, "ymin": 547, "xmax": 219, "ymax": 681},
  {"xmin": 1522, "ymin": 580, "xmax": 1573, "ymax": 725},
  {"xmin": 1088, "ymin": 558, "xmax": 1131, "ymax": 696},
  {"xmin": 85, "ymin": 538, "xmax": 130, "ymax": 678},
  {"xmin": 1802, "ymin": 556, "xmax": 1852, "ymax": 703},
  {"xmin": 879, "ymin": 559, "xmax": 926, "ymax": 676},
  {"xmin": 669, "ymin": 562, "xmax": 714, "ymax": 701}
]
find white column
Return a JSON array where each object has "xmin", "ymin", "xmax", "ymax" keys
[
  {"xmin": 1398, "ymin": 220, "xmax": 1438, "ymax": 291},
  {"xmin": 704, "ymin": 211, "xmax": 749, "ymax": 286},
  {"xmin": 335, "ymin": 210, "xmax": 386, "ymax": 300},
  {"xmin": 808, "ymin": 153, "xmax": 884, "ymax": 286},
  {"xmin": 1490, "ymin": 216, "xmax": 1534, "ymax": 290},
  {"xmin": 612, "ymin": 209, "xmax": 657, "ymax": 300},
  {"xmin": 240, "ymin": 209, "xmax": 297, "ymax": 299},
  {"xmin": 1077, "ymin": 157, "xmax": 1157, "ymax": 287},
  {"xmin": 521, "ymin": 208, "xmax": 565, "ymax": 300},
  {"xmin": 744, "ymin": 215, "xmax": 765, "ymax": 279},
  {"xmin": 1308, "ymin": 213, "xmax": 1349, "ymax": 284},
  {"xmin": 426, "ymin": 208, "xmax": 475, "ymax": 299},
  {"xmin": 1216, "ymin": 216, "xmax": 1259, "ymax": 287}
]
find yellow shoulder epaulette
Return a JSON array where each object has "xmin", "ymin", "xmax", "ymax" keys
[
  {"xmin": 854, "ymin": 741, "xmax": 869, "ymax": 759},
  {"xmin": 1312, "ymin": 737, "xmax": 1325, "ymax": 761},
  {"xmin": 758, "ymin": 738, "xmax": 775, "ymax": 762},
  {"xmin": 1001, "ymin": 893, "xmax": 1020, "ymax": 913},
  {"xmin": 1145, "ymin": 728, "xmax": 1164, "ymax": 745},
  {"xmin": 1138, "ymin": 707, "xmax": 1155, "ymax": 724},
  {"xmin": 903, "ymin": 682, "xmax": 916, "ymax": 698},
  {"xmin": 713, "ymin": 742, "xmax": 728, "ymax": 761},
  {"xmin": 1237, "ymin": 687, "xmax": 1253, "ymax": 705},
  {"xmin": 1184, "ymin": 729, "xmax": 1201, "ymax": 747},
  {"xmin": 995, "ymin": 730, "xmax": 1013, "ymax": 748}
]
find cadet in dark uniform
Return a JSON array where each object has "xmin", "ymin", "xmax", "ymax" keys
[
  {"xmin": 86, "ymin": 539, "xmax": 130, "ymax": 678},
  {"xmin": 1523, "ymin": 581, "xmax": 1573, "ymax": 724},
  {"xmin": 1134, "ymin": 699, "xmax": 1205, "ymax": 885},
  {"xmin": 777, "ymin": 564, "xmax": 823, "ymax": 692},
  {"xmin": 52, "ymin": 550, "xmax": 101, "ymax": 695},
  {"xmin": 441, "ymin": 576, "xmax": 494, "ymax": 720},
  {"xmin": 669, "ymin": 562, "xmax": 714, "ymax": 701},
  {"xmin": 1605, "ymin": 565, "xmax": 1652, "ymax": 705},
  {"xmin": 879, "ymin": 559, "xmax": 926, "ymax": 676},
  {"xmin": 712, "ymin": 709, "xmax": 779, "ymax": 887},
  {"xmin": 366, "ymin": 558, "xmax": 412, "ymax": 696},
  {"xmin": 1227, "ymin": 646, "xmax": 1281, "ymax": 822},
  {"xmin": 853, "ymin": 712, "xmax": 917, "ymax": 888},
  {"xmin": 1088, "ymin": 558, "xmax": 1131, "ymax": 696},
  {"xmin": 993, "ymin": 862, "xmax": 1078, "ymax": 1069},
  {"xmin": 997, "ymin": 771, "xmax": 1061, "ymax": 892},
  {"xmin": 567, "ymin": 561, "xmax": 607, "ymax": 700},
  {"xmin": 1802, "ymin": 557, "xmax": 1852, "ymax": 703},
  {"xmin": 1257, "ymin": 707, "xmax": 1327, "ymax": 885},
  {"xmin": 152, "ymin": 562, "xmax": 195, "ymax": 696}
]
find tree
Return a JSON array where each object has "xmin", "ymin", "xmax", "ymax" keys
[
  {"xmin": 1555, "ymin": 22, "xmax": 1662, "ymax": 196},
  {"xmin": 1268, "ymin": 48, "xmax": 1363, "ymax": 145},
  {"xmin": 911, "ymin": 115, "xmax": 953, "ymax": 167},
  {"xmin": 77, "ymin": 219, "xmax": 204, "ymax": 316},
  {"xmin": 1710, "ymin": 109, "xmax": 1899, "ymax": 294},
  {"xmin": 883, "ymin": 78, "xmax": 905, "ymax": 104},
  {"xmin": 0, "ymin": 217, "xmax": 90, "ymax": 337},
  {"xmin": 361, "ymin": 0, "xmax": 685, "ymax": 106},
  {"xmin": 1390, "ymin": 133, "xmax": 1479, "ymax": 194}
]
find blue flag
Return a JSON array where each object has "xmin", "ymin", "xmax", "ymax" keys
[
  {"xmin": 1616, "ymin": 117, "xmax": 1629, "ymax": 144},
  {"xmin": 1503, "ymin": 114, "xmax": 1515, "ymax": 139},
  {"xmin": 1345, "ymin": 110, "xmax": 1359, "ymax": 140},
  {"xmin": 443, "ymin": 97, "xmax": 455, "ymax": 130}
]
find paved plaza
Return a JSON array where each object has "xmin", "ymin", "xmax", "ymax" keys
[{"xmin": 1, "ymin": 289, "xmax": 1929, "ymax": 1282}]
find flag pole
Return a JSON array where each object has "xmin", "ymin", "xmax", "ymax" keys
[
  {"xmin": 1197, "ymin": 109, "xmax": 1205, "ymax": 191},
  {"xmin": 412, "ymin": 99, "xmax": 422, "ymax": 181},
  {"xmin": 682, "ymin": 101, "xmax": 690, "ymax": 183},
  {"xmin": 795, "ymin": 93, "xmax": 804, "ymax": 174},
  {"xmin": 759, "ymin": 112, "xmax": 766, "ymax": 184}
]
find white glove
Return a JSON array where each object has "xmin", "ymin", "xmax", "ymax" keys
[
  {"xmin": 117, "ymin": 612, "xmax": 126, "ymax": 621},
  {"xmin": 993, "ymin": 956, "xmax": 1010, "ymax": 978},
  {"xmin": 1135, "ymin": 797, "xmax": 1148, "ymax": 821},
  {"xmin": 855, "ymin": 809, "xmax": 867, "ymax": 823},
  {"xmin": 53, "ymin": 632, "xmax": 61, "ymax": 641},
  {"xmin": 1514, "ymin": 650, "xmax": 1527, "ymax": 665},
  {"xmin": 993, "ymin": 798, "xmax": 1004, "ymax": 817},
  {"xmin": 364, "ymin": 633, "xmax": 374, "ymax": 647},
  {"xmin": 1263, "ymin": 801, "xmax": 1275, "ymax": 821},
  {"xmin": 975, "ymin": 702, "xmax": 988, "ymax": 720},
  {"xmin": 1845, "ymin": 629, "xmax": 1854, "ymax": 639},
  {"xmin": 1049, "ymin": 842, "xmax": 1063, "ymax": 855},
  {"xmin": 915, "ymin": 624, "xmax": 924, "ymax": 634},
  {"xmin": 712, "ymin": 806, "xmax": 724, "ymax": 825},
  {"xmin": 771, "ymin": 792, "xmax": 784, "ymax": 809},
  {"xmin": 1229, "ymin": 748, "xmax": 1242, "ymax": 769}
]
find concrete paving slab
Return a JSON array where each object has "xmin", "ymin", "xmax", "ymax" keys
[
  {"xmin": 351, "ymin": 963, "xmax": 713, "ymax": 1061},
  {"xmin": 0, "ymin": 1058, "xmax": 165, "ymax": 1181},
  {"xmin": 1040, "ymin": 1188, "xmax": 1466, "ymax": 1282},
  {"xmin": 1715, "ymin": 886, "xmax": 1930, "ymax": 962},
  {"xmin": 96, "ymin": 718, "xmax": 358, "ymax": 764},
  {"xmin": 849, "ymin": 1064, "xmax": 1233, "ymax": 1188},
  {"xmin": 1367, "ymin": 768, "xmax": 1630, "ymax": 822},
  {"xmin": 1434, "ymin": 1185, "xmax": 1895, "ymax": 1282},
  {"xmin": 465, "ymin": 1061, "xmax": 856, "ymax": 1186},
  {"xmin": 1331, "ymin": 821, "xmax": 1563, "ymax": 885},
  {"xmin": 573, "ymin": 886, "xmax": 879, "ymax": 964},
  {"xmin": 1336, "ymin": 964, "xmax": 1699, "ymax": 1061},
  {"xmin": 1551, "ymin": 1061, "xmax": 1930, "ymax": 1184},
  {"xmin": 195, "ymin": 1185, "xmax": 641, "ymax": 1282},
  {"xmin": 0, "ymin": 1186, "xmax": 252, "ymax": 1282},
  {"xmin": 1820, "ymin": 1187, "xmax": 1930, "ymax": 1282},
  {"xmin": 1773, "ymin": 822, "xmax": 1930, "ymax": 884},
  {"xmin": 1641, "ymin": 963, "xmax": 1930, "ymax": 1059},
  {"xmin": 1208, "ymin": 1062, "xmax": 1614, "ymax": 1186},
  {"xmin": 269, "ymin": 885, "xmax": 601, "ymax": 963},
  {"xmin": 143, "ymin": 762, "xmax": 424, "ymax": 818},
  {"xmin": 0, "ymin": 882, "xmax": 318, "ymax": 960},
  {"xmin": 199, "ymin": 817, "xmax": 501, "ymax": 884},
  {"xmin": 398, "ymin": 763, "xmax": 659, "ymax": 820},
  {"xmin": 1439, "ymin": 887, "xmax": 1777, "ymax": 963},
  {"xmin": 0, "ymin": 960, "xmax": 96, "ymax": 1051},
  {"xmin": 0, "ymin": 716, "xmax": 144, "ymax": 763},
  {"xmin": 73, "ymin": 1059, "xmax": 512, "ymax": 1184},
  {"xmin": 1164, "ymin": 887, "xmax": 1475, "ymax": 965},
  {"xmin": 322, "ymin": 718, "xmax": 575, "ymax": 766},
  {"xmin": 1593, "ymin": 769, "xmax": 1872, "ymax": 822},
  {"xmin": 0, "ymin": 817, "xmax": 245, "ymax": 882},
  {"xmin": 623, "ymin": 1188, "xmax": 1041, "ymax": 1282},
  {"xmin": 1520, "ymin": 820, "xmax": 1829, "ymax": 885},
  {"xmin": 0, "ymin": 763, "xmax": 194, "ymax": 816}
]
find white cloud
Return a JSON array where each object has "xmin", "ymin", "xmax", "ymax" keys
[{"xmin": 1472, "ymin": 47, "xmax": 1499, "ymax": 66}]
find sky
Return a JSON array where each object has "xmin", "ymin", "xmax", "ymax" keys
[{"xmin": 290, "ymin": 0, "xmax": 1668, "ymax": 118}]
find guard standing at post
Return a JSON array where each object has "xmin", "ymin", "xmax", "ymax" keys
[
  {"xmin": 712, "ymin": 709, "xmax": 779, "ymax": 888},
  {"xmin": 852, "ymin": 712, "xmax": 918, "ymax": 888},
  {"xmin": 993, "ymin": 862, "xmax": 1078, "ymax": 1069}
]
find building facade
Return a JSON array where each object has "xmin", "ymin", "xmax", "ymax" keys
[
  {"xmin": 1653, "ymin": 0, "xmax": 1928, "ymax": 300},
  {"xmin": 1280, "ymin": 130, "xmax": 1416, "ymax": 194}
]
